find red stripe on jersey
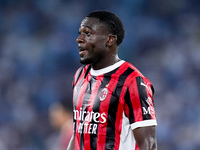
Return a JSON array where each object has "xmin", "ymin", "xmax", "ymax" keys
[
  {"xmin": 97, "ymin": 64, "xmax": 129, "ymax": 150},
  {"xmin": 74, "ymin": 67, "xmax": 91, "ymax": 150},
  {"xmin": 125, "ymin": 62, "xmax": 155, "ymax": 122},
  {"xmin": 129, "ymin": 77, "xmax": 143, "ymax": 122},
  {"xmin": 75, "ymin": 80, "xmax": 90, "ymax": 150},
  {"xmin": 114, "ymin": 65, "xmax": 140, "ymax": 150},
  {"xmin": 73, "ymin": 65, "xmax": 90, "ymax": 99},
  {"xmin": 114, "ymin": 74, "xmax": 133, "ymax": 149},
  {"xmin": 135, "ymin": 143, "xmax": 139, "ymax": 150},
  {"xmin": 84, "ymin": 75, "xmax": 103, "ymax": 150},
  {"xmin": 73, "ymin": 66, "xmax": 84, "ymax": 87},
  {"xmin": 114, "ymin": 87, "xmax": 125, "ymax": 150}
]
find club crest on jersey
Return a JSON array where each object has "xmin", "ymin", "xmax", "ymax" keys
[{"xmin": 99, "ymin": 87, "xmax": 108, "ymax": 101}]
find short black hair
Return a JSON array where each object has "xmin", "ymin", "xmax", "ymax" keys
[{"xmin": 87, "ymin": 10, "xmax": 125, "ymax": 46}]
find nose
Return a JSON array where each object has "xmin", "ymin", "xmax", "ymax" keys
[{"xmin": 76, "ymin": 34, "xmax": 84, "ymax": 43}]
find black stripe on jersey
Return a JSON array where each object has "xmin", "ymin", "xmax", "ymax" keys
[
  {"xmin": 73, "ymin": 65, "xmax": 91, "ymax": 105},
  {"xmin": 80, "ymin": 132, "xmax": 84, "ymax": 150},
  {"xmin": 124, "ymin": 88, "xmax": 135, "ymax": 123},
  {"xmin": 73, "ymin": 76, "xmax": 84, "ymax": 107},
  {"xmin": 73, "ymin": 66, "xmax": 91, "ymax": 147},
  {"xmin": 90, "ymin": 68, "xmax": 118, "ymax": 150},
  {"xmin": 80, "ymin": 76, "xmax": 96, "ymax": 150},
  {"xmin": 105, "ymin": 67, "xmax": 134, "ymax": 148},
  {"xmin": 73, "ymin": 66, "xmax": 84, "ymax": 88},
  {"xmin": 151, "ymin": 84, "xmax": 155, "ymax": 95},
  {"xmin": 73, "ymin": 75, "xmax": 85, "ymax": 136},
  {"xmin": 136, "ymin": 76, "xmax": 151, "ymax": 120},
  {"xmin": 84, "ymin": 65, "xmax": 91, "ymax": 78},
  {"xmin": 73, "ymin": 65, "xmax": 91, "ymax": 89}
]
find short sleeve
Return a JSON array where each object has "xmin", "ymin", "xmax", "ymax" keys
[{"xmin": 124, "ymin": 76, "xmax": 157, "ymax": 130}]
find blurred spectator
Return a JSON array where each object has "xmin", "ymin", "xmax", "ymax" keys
[{"xmin": 48, "ymin": 98, "xmax": 73, "ymax": 150}]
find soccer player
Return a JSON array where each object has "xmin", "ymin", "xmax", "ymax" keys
[{"xmin": 67, "ymin": 10, "xmax": 157, "ymax": 150}]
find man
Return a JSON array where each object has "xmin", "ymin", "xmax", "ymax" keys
[{"xmin": 67, "ymin": 10, "xmax": 157, "ymax": 150}]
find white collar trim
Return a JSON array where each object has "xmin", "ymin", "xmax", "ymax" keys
[{"xmin": 90, "ymin": 60, "xmax": 125, "ymax": 76}]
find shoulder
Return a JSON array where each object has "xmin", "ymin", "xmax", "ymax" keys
[
  {"xmin": 122, "ymin": 62, "xmax": 154, "ymax": 94},
  {"xmin": 73, "ymin": 65, "xmax": 91, "ymax": 86},
  {"xmin": 74, "ymin": 65, "xmax": 90, "ymax": 78},
  {"xmin": 123, "ymin": 62, "xmax": 144, "ymax": 76},
  {"xmin": 120, "ymin": 61, "xmax": 145, "ymax": 82}
]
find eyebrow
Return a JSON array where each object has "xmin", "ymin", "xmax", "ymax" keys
[{"xmin": 80, "ymin": 23, "xmax": 93, "ymax": 29}]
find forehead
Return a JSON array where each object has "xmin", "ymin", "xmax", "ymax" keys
[{"xmin": 80, "ymin": 17, "xmax": 108, "ymax": 31}]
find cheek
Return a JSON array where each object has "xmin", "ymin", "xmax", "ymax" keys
[
  {"xmin": 94, "ymin": 38, "xmax": 107, "ymax": 50},
  {"xmin": 87, "ymin": 36, "xmax": 108, "ymax": 56}
]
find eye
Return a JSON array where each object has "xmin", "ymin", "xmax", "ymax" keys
[
  {"xmin": 78, "ymin": 29, "xmax": 91, "ymax": 36},
  {"xmin": 85, "ymin": 31, "xmax": 91, "ymax": 36}
]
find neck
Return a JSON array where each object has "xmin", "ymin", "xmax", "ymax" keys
[{"xmin": 91, "ymin": 54, "xmax": 120, "ymax": 70}]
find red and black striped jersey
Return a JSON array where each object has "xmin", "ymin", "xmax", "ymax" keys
[{"xmin": 72, "ymin": 60, "xmax": 157, "ymax": 150}]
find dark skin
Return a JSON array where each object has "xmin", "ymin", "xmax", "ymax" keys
[
  {"xmin": 67, "ymin": 17, "xmax": 157, "ymax": 150},
  {"xmin": 133, "ymin": 126, "xmax": 157, "ymax": 150},
  {"xmin": 77, "ymin": 17, "xmax": 120, "ymax": 70}
]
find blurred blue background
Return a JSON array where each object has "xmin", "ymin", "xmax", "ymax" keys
[{"xmin": 0, "ymin": 0, "xmax": 200, "ymax": 150}]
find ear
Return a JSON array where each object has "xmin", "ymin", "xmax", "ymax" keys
[{"xmin": 107, "ymin": 34, "xmax": 117, "ymax": 47}]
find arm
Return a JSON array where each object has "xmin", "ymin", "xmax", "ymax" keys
[
  {"xmin": 133, "ymin": 126, "xmax": 157, "ymax": 150},
  {"xmin": 67, "ymin": 134, "xmax": 75, "ymax": 150}
]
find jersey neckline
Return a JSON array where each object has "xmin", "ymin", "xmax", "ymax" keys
[{"xmin": 90, "ymin": 60, "xmax": 125, "ymax": 76}]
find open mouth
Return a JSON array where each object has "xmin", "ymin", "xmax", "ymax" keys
[
  {"xmin": 79, "ymin": 48, "xmax": 88, "ymax": 56},
  {"xmin": 78, "ymin": 46, "xmax": 87, "ymax": 56}
]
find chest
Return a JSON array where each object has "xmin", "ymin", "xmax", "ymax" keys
[{"xmin": 73, "ymin": 74, "xmax": 125, "ymax": 114}]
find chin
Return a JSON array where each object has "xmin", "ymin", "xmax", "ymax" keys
[{"xmin": 80, "ymin": 58, "xmax": 92, "ymax": 65}]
